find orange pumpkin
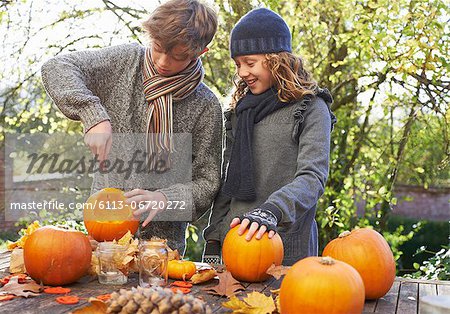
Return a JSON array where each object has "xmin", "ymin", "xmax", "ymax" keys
[
  {"xmin": 322, "ymin": 227, "xmax": 396, "ymax": 299},
  {"xmin": 83, "ymin": 188, "xmax": 139, "ymax": 241},
  {"xmin": 222, "ymin": 225, "xmax": 284, "ymax": 282},
  {"xmin": 23, "ymin": 226, "xmax": 92, "ymax": 286},
  {"xmin": 167, "ymin": 260, "xmax": 196, "ymax": 280},
  {"xmin": 280, "ymin": 256, "xmax": 365, "ymax": 313}
]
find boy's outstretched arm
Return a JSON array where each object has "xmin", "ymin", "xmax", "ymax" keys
[{"xmin": 40, "ymin": 45, "xmax": 132, "ymax": 161}]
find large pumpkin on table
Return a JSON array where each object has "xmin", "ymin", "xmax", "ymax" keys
[
  {"xmin": 84, "ymin": 188, "xmax": 139, "ymax": 241},
  {"xmin": 222, "ymin": 225, "xmax": 284, "ymax": 282},
  {"xmin": 23, "ymin": 226, "xmax": 91, "ymax": 286},
  {"xmin": 323, "ymin": 227, "xmax": 396, "ymax": 299},
  {"xmin": 279, "ymin": 256, "xmax": 365, "ymax": 314}
]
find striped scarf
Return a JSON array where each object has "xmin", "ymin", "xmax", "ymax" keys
[{"xmin": 142, "ymin": 48, "xmax": 204, "ymax": 171}]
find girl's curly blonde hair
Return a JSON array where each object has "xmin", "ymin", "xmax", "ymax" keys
[{"xmin": 231, "ymin": 52, "xmax": 318, "ymax": 109}]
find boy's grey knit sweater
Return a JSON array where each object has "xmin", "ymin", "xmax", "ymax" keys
[
  {"xmin": 41, "ymin": 43, "xmax": 223, "ymax": 254},
  {"xmin": 204, "ymin": 96, "xmax": 334, "ymax": 265}
]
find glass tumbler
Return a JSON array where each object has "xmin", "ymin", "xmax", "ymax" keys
[
  {"xmin": 138, "ymin": 239, "xmax": 169, "ymax": 287},
  {"xmin": 96, "ymin": 242, "xmax": 128, "ymax": 285}
]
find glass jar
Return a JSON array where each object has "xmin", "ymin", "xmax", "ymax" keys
[
  {"xmin": 138, "ymin": 239, "xmax": 169, "ymax": 287},
  {"xmin": 96, "ymin": 242, "xmax": 128, "ymax": 285}
]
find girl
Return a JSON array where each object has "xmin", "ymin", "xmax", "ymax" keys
[{"xmin": 203, "ymin": 8, "xmax": 336, "ymax": 265}]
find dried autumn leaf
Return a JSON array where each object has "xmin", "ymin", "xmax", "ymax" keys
[
  {"xmin": 116, "ymin": 231, "xmax": 133, "ymax": 246},
  {"xmin": 265, "ymin": 264, "xmax": 290, "ymax": 280},
  {"xmin": 0, "ymin": 277, "xmax": 44, "ymax": 298},
  {"xmin": 168, "ymin": 248, "xmax": 180, "ymax": 261},
  {"xmin": 222, "ymin": 292, "xmax": 276, "ymax": 314},
  {"xmin": 89, "ymin": 253, "xmax": 100, "ymax": 276},
  {"xmin": 9, "ymin": 248, "xmax": 26, "ymax": 274},
  {"xmin": 71, "ymin": 298, "xmax": 107, "ymax": 314},
  {"xmin": 244, "ymin": 291, "xmax": 276, "ymax": 314},
  {"xmin": 275, "ymin": 294, "xmax": 281, "ymax": 314},
  {"xmin": 203, "ymin": 271, "xmax": 244, "ymax": 297},
  {"xmin": 190, "ymin": 268, "xmax": 216, "ymax": 284},
  {"xmin": 222, "ymin": 295, "xmax": 253, "ymax": 312}
]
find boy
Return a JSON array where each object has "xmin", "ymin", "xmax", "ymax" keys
[{"xmin": 41, "ymin": 0, "xmax": 222, "ymax": 254}]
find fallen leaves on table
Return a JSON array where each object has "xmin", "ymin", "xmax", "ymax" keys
[
  {"xmin": 95, "ymin": 293, "xmax": 112, "ymax": 301},
  {"xmin": 7, "ymin": 221, "xmax": 41, "ymax": 250},
  {"xmin": 89, "ymin": 231, "xmax": 139, "ymax": 277},
  {"xmin": 0, "ymin": 277, "xmax": 44, "ymax": 298},
  {"xmin": 222, "ymin": 291, "xmax": 276, "ymax": 314},
  {"xmin": 171, "ymin": 281, "xmax": 193, "ymax": 288},
  {"xmin": 275, "ymin": 294, "xmax": 281, "ymax": 313},
  {"xmin": 44, "ymin": 287, "xmax": 71, "ymax": 294},
  {"xmin": 245, "ymin": 291, "xmax": 276, "ymax": 313},
  {"xmin": 9, "ymin": 248, "xmax": 26, "ymax": 274},
  {"xmin": 0, "ymin": 294, "xmax": 16, "ymax": 302},
  {"xmin": 222, "ymin": 295, "xmax": 249, "ymax": 311},
  {"xmin": 55, "ymin": 295, "xmax": 80, "ymax": 305},
  {"xmin": 190, "ymin": 268, "xmax": 216, "ymax": 284},
  {"xmin": 265, "ymin": 264, "xmax": 290, "ymax": 280},
  {"xmin": 0, "ymin": 273, "xmax": 28, "ymax": 286},
  {"xmin": 203, "ymin": 271, "xmax": 244, "ymax": 297},
  {"xmin": 71, "ymin": 298, "xmax": 108, "ymax": 314}
]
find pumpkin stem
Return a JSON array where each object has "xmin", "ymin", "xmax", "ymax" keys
[
  {"xmin": 338, "ymin": 230, "xmax": 351, "ymax": 238},
  {"xmin": 319, "ymin": 256, "xmax": 336, "ymax": 265}
]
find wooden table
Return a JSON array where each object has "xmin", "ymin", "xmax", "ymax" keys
[{"xmin": 1, "ymin": 250, "xmax": 449, "ymax": 313}]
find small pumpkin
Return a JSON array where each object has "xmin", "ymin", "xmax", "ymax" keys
[
  {"xmin": 83, "ymin": 188, "xmax": 139, "ymax": 241},
  {"xmin": 23, "ymin": 226, "xmax": 92, "ymax": 286},
  {"xmin": 322, "ymin": 227, "xmax": 396, "ymax": 299},
  {"xmin": 167, "ymin": 260, "xmax": 197, "ymax": 280},
  {"xmin": 279, "ymin": 256, "xmax": 365, "ymax": 314},
  {"xmin": 222, "ymin": 225, "xmax": 284, "ymax": 282}
]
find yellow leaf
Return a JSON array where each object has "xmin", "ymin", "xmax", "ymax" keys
[
  {"xmin": 222, "ymin": 295, "xmax": 252, "ymax": 311},
  {"xmin": 7, "ymin": 221, "xmax": 41, "ymax": 250},
  {"xmin": 117, "ymin": 231, "xmax": 132, "ymax": 245},
  {"xmin": 72, "ymin": 298, "xmax": 107, "ymax": 313},
  {"xmin": 275, "ymin": 295, "xmax": 281, "ymax": 313},
  {"xmin": 243, "ymin": 291, "xmax": 276, "ymax": 314}
]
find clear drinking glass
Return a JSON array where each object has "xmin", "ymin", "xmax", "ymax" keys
[
  {"xmin": 97, "ymin": 242, "xmax": 128, "ymax": 285},
  {"xmin": 138, "ymin": 239, "xmax": 169, "ymax": 287}
]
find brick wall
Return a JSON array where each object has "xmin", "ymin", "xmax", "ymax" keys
[{"xmin": 392, "ymin": 184, "xmax": 450, "ymax": 221}]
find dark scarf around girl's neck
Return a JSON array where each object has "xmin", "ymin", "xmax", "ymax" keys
[{"xmin": 222, "ymin": 87, "xmax": 287, "ymax": 201}]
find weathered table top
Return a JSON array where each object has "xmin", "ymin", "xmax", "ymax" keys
[{"xmin": 0, "ymin": 249, "xmax": 449, "ymax": 313}]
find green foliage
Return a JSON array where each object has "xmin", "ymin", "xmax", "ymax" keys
[
  {"xmin": 408, "ymin": 246, "xmax": 450, "ymax": 280},
  {"xmin": 184, "ymin": 224, "xmax": 204, "ymax": 261}
]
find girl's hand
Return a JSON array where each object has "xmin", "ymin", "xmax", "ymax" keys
[
  {"xmin": 230, "ymin": 217, "xmax": 276, "ymax": 241},
  {"xmin": 84, "ymin": 120, "xmax": 112, "ymax": 168},
  {"xmin": 124, "ymin": 189, "xmax": 167, "ymax": 227}
]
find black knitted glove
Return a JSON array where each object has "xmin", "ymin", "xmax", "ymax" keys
[
  {"xmin": 239, "ymin": 207, "xmax": 282, "ymax": 233},
  {"xmin": 202, "ymin": 240, "xmax": 222, "ymax": 265}
]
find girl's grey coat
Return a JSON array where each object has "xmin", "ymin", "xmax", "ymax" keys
[{"xmin": 204, "ymin": 95, "xmax": 334, "ymax": 265}]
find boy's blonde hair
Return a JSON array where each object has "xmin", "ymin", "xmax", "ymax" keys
[
  {"xmin": 231, "ymin": 52, "xmax": 318, "ymax": 109},
  {"xmin": 142, "ymin": 0, "xmax": 217, "ymax": 58}
]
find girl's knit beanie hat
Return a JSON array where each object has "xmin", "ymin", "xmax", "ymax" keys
[{"xmin": 230, "ymin": 8, "xmax": 292, "ymax": 58}]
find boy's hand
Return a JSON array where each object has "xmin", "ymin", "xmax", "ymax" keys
[
  {"xmin": 230, "ymin": 209, "xmax": 277, "ymax": 241},
  {"xmin": 124, "ymin": 189, "xmax": 167, "ymax": 227},
  {"xmin": 84, "ymin": 120, "xmax": 112, "ymax": 167}
]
